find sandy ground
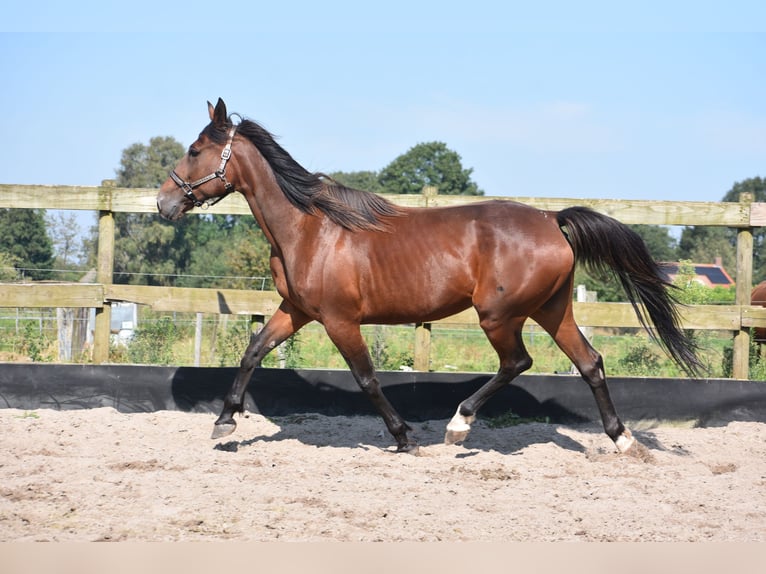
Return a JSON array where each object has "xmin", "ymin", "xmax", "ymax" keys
[{"xmin": 1, "ymin": 407, "xmax": 765, "ymax": 542}]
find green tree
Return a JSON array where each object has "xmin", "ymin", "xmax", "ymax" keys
[
  {"xmin": 327, "ymin": 170, "xmax": 384, "ymax": 194},
  {"xmin": 0, "ymin": 209, "xmax": 55, "ymax": 280},
  {"xmin": 378, "ymin": 142, "xmax": 483, "ymax": 195},
  {"xmin": 677, "ymin": 225, "xmax": 735, "ymax": 278},
  {"xmin": 175, "ymin": 215, "xmax": 272, "ymax": 289},
  {"xmin": 723, "ymin": 177, "xmax": 766, "ymax": 284},
  {"xmin": 0, "ymin": 251, "xmax": 22, "ymax": 281},
  {"xmin": 116, "ymin": 136, "xmax": 186, "ymax": 188},
  {"xmin": 631, "ymin": 225, "xmax": 678, "ymax": 262},
  {"xmin": 679, "ymin": 177, "xmax": 766, "ymax": 284},
  {"xmin": 114, "ymin": 136, "xmax": 189, "ymax": 285},
  {"xmin": 45, "ymin": 211, "xmax": 82, "ymax": 267},
  {"xmin": 113, "ymin": 136, "xmax": 274, "ymax": 289},
  {"xmin": 113, "ymin": 214, "xmax": 201, "ymax": 286},
  {"xmin": 218, "ymin": 218, "xmax": 273, "ymax": 289}
]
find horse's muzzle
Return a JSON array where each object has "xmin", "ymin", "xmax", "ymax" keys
[{"xmin": 156, "ymin": 196, "xmax": 186, "ymax": 221}]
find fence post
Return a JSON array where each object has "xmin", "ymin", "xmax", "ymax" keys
[
  {"xmin": 93, "ymin": 180, "xmax": 115, "ymax": 363},
  {"xmin": 194, "ymin": 312, "xmax": 203, "ymax": 366},
  {"xmin": 414, "ymin": 322, "xmax": 432, "ymax": 371},
  {"xmin": 732, "ymin": 192, "xmax": 754, "ymax": 379},
  {"xmin": 422, "ymin": 185, "xmax": 438, "ymax": 206},
  {"xmin": 250, "ymin": 314, "xmax": 265, "ymax": 334}
]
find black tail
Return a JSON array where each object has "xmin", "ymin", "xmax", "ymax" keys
[{"xmin": 557, "ymin": 206, "xmax": 703, "ymax": 377}]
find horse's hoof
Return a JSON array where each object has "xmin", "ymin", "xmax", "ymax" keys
[
  {"xmin": 445, "ymin": 408, "xmax": 474, "ymax": 445},
  {"xmin": 614, "ymin": 429, "xmax": 636, "ymax": 453},
  {"xmin": 211, "ymin": 422, "xmax": 236, "ymax": 440},
  {"xmin": 616, "ymin": 432, "xmax": 655, "ymax": 462},
  {"xmin": 397, "ymin": 442, "xmax": 421, "ymax": 455},
  {"xmin": 444, "ymin": 428, "xmax": 470, "ymax": 445}
]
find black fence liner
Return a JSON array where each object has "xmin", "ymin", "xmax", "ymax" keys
[{"xmin": 1, "ymin": 363, "xmax": 765, "ymax": 427}]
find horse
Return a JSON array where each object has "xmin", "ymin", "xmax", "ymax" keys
[
  {"xmin": 752, "ymin": 281, "xmax": 766, "ymax": 344},
  {"xmin": 157, "ymin": 98, "xmax": 702, "ymax": 454}
]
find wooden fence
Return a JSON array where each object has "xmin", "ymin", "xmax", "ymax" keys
[{"xmin": 2, "ymin": 181, "xmax": 766, "ymax": 378}]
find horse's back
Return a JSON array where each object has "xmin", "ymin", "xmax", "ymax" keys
[{"xmin": 341, "ymin": 199, "xmax": 575, "ymax": 323}]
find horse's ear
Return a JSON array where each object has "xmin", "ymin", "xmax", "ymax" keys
[{"xmin": 208, "ymin": 98, "xmax": 228, "ymax": 125}]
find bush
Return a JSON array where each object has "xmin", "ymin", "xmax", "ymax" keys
[
  {"xmin": 721, "ymin": 337, "xmax": 766, "ymax": 379},
  {"xmin": 18, "ymin": 321, "xmax": 54, "ymax": 362},
  {"xmin": 215, "ymin": 319, "xmax": 252, "ymax": 367},
  {"xmin": 617, "ymin": 338, "xmax": 661, "ymax": 376},
  {"xmin": 127, "ymin": 317, "xmax": 182, "ymax": 365}
]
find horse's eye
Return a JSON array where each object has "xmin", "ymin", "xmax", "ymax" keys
[{"xmin": 189, "ymin": 147, "xmax": 200, "ymax": 157}]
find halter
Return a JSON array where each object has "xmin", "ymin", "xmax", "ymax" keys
[{"xmin": 169, "ymin": 123, "xmax": 238, "ymax": 209}]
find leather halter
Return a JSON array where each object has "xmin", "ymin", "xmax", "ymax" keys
[{"xmin": 169, "ymin": 124, "xmax": 238, "ymax": 208}]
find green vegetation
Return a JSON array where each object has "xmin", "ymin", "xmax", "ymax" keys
[
  {"xmin": 0, "ymin": 315, "xmax": 56, "ymax": 362},
  {"xmin": 93, "ymin": 310, "xmax": 749, "ymax": 378},
  {"xmin": 126, "ymin": 316, "xmax": 183, "ymax": 365},
  {"xmin": 0, "ymin": 208, "xmax": 55, "ymax": 280},
  {"xmin": 3, "ymin": 303, "xmax": 765, "ymax": 380}
]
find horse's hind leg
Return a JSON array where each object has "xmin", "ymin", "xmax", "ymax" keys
[
  {"xmin": 212, "ymin": 303, "xmax": 310, "ymax": 439},
  {"xmin": 445, "ymin": 318, "xmax": 532, "ymax": 444},
  {"xmin": 533, "ymin": 304, "xmax": 636, "ymax": 453}
]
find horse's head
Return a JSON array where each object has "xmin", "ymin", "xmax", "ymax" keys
[{"xmin": 157, "ymin": 98, "xmax": 239, "ymax": 220}]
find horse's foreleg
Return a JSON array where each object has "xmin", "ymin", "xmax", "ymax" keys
[
  {"xmin": 325, "ymin": 322, "xmax": 417, "ymax": 453},
  {"xmin": 445, "ymin": 320, "xmax": 531, "ymax": 445},
  {"xmin": 212, "ymin": 304, "xmax": 309, "ymax": 439}
]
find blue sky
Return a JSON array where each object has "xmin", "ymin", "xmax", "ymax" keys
[{"xmin": 1, "ymin": 2, "xmax": 764, "ymax": 233}]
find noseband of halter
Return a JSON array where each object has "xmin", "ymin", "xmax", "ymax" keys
[{"xmin": 169, "ymin": 123, "xmax": 238, "ymax": 209}]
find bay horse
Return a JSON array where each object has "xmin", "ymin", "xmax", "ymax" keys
[
  {"xmin": 752, "ymin": 281, "xmax": 766, "ymax": 344},
  {"xmin": 157, "ymin": 99, "xmax": 702, "ymax": 454}
]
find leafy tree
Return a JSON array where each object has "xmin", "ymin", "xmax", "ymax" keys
[
  {"xmin": 113, "ymin": 136, "xmax": 273, "ymax": 289},
  {"xmin": 631, "ymin": 225, "xmax": 678, "ymax": 262},
  {"xmin": 0, "ymin": 208, "xmax": 54, "ymax": 280},
  {"xmin": 327, "ymin": 170, "xmax": 384, "ymax": 194},
  {"xmin": 723, "ymin": 177, "xmax": 766, "ymax": 284},
  {"xmin": 0, "ymin": 251, "xmax": 22, "ymax": 281},
  {"xmin": 672, "ymin": 260, "xmax": 735, "ymax": 305},
  {"xmin": 175, "ymin": 215, "xmax": 272, "ymax": 289},
  {"xmin": 114, "ymin": 136, "xmax": 189, "ymax": 285},
  {"xmin": 678, "ymin": 176, "xmax": 765, "ymax": 284},
  {"xmin": 45, "ymin": 211, "xmax": 82, "ymax": 268},
  {"xmin": 113, "ymin": 214, "xmax": 202, "ymax": 286},
  {"xmin": 220, "ymin": 219, "xmax": 273, "ymax": 289},
  {"xmin": 677, "ymin": 225, "xmax": 735, "ymax": 279},
  {"xmin": 378, "ymin": 142, "xmax": 483, "ymax": 195},
  {"xmin": 116, "ymin": 136, "xmax": 186, "ymax": 188}
]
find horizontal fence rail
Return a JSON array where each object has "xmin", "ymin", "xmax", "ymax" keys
[
  {"xmin": 2, "ymin": 182, "xmax": 766, "ymax": 227},
  {"xmin": 2, "ymin": 182, "xmax": 765, "ymax": 378},
  {"xmin": 5, "ymin": 282, "xmax": 766, "ymax": 329}
]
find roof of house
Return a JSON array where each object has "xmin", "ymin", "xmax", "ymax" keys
[{"xmin": 661, "ymin": 262, "xmax": 735, "ymax": 288}]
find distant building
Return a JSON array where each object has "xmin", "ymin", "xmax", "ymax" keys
[{"xmin": 661, "ymin": 258, "xmax": 734, "ymax": 288}]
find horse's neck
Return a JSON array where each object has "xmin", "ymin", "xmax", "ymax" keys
[{"xmin": 238, "ymin": 155, "xmax": 315, "ymax": 254}]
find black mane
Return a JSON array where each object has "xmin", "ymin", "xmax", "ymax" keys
[{"xmin": 204, "ymin": 117, "xmax": 402, "ymax": 231}]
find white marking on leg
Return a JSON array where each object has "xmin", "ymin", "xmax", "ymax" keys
[
  {"xmin": 446, "ymin": 408, "xmax": 475, "ymax": 433},
  {"xmin": 614, "ymin": 429, "xmax": 636, "ymax": 453}
]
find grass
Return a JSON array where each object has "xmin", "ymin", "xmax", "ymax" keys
[
  {"xmin": 0, "ymin": 306, "xmax": 755, "ymax": 379},
  {"xmin": 177, "ymin": 315, "xmax": 736, "ymax": 378}
]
